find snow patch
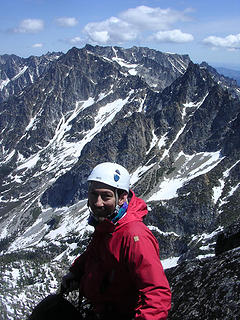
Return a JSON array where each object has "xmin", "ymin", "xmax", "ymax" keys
[
  {"xmin": 148, "ymin": 225, "xmax": 179, "ymax": 238},
  {"xmin": 182, "ymin": 94, "xmax": 208, "ymax": 116},
  {"xmin": 111, "ymin": 49, "xmax": 138, "ymax": 75},
  {"xmin": 148, "ymin": 151, "xmax": 223, "ymax": 201},
  {"xmin": 112, "ymin": 57, "xmax": 138, "ymax": 69},
  {"xmin": 12, "ymin": 66, "xmax": 28, "ymax": 81},
  {"xmin": 2, "ymin": 150, "xmax": 15, "ymax": 163},
  {"xmin": 197, "ymin": 253, "xmax": 215, "ymax": 260},
  {"xmin": 131, "ymin": 162, "xmax": 156, "ymax": 185},
  {"xmin": 17, "ymin": 154, "xmax": 40, "ymax": 171},
  {"xmin": 158, "ymin": 132, "xmax": 168, "ymax": 149},
  {"xmin": 162, "ymin": 256, "xmax": 179, "ymax": 270},
  {"xmin": 212, "ymin": 159, "xmax": 240, "ymax": 204},
  {"xmin": 149, "ymin": 177, "xmax": 183, "ymax": 200},
  {"xmin": 160, "ymin": 125, "xmax": 187, "ymax": 161},
  {"xmin": 167, "ymin": 57, "xmax": 185, "ymax": 74},
  {"xmin": 146, "ymin": 130, "xmax": 158, "ymax": 154},
  {"xmin": 191, "ymin": 227, "xmax": 223, "ymax": 243},
  {"xmin": 128, "ymin": 69, "xmax": 137, "ymax": 75},
  {"xmin": 228, "ymin": 183, "xmax": 240, "ymax": 197},
  {"xmin": 0, "ymin": 66, "xmax": 28, "ymax": 91},
  {"xmin": 0, "ymin": 78, "xmax": 10, "ymax": 90}
]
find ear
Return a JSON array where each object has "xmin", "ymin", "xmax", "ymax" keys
[{"xmin": 118, "ymin": 192, "xmax": 128, "ymax": 206}]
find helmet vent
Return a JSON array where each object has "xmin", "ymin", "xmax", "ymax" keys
[{"xmin": 114, "ymin": 169, "xmax": 120, "ymax": 182}]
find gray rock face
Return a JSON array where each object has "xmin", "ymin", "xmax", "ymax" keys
[
  {"xmin": 0, "ymin": 52, "xmax": 62, "ymax": 102},
  {"xmin": 166, "ymin": 225, "xmax": 240, "ymax": 320},
  {"xmin": 84, "ymin": 44, "xmax": 190, "ymax": 91}
]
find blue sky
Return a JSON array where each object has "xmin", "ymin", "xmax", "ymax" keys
[{"xmin": 1, "ymin": 0, "xmax": 240, "ymax": 69}]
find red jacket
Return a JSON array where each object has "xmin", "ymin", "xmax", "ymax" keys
[{"xmin": 70, "ymin": 191, "xmax": 171, "ymax": 319}]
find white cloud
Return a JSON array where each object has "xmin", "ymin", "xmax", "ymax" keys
[
  {"xmin": 89, "ymin": 31, "xmax": 110, "ymax": 44},
  {"xmin": 119, "ymin": 5, "xmax": 190, "ymax": 31},
  {"xmin": 56, "ymin": 17, "xmax": 78, "ymax": 27},
  {"xmin": 150, "ymin": 29, "xmax": 194, "ymax": 43},
  {"xmin": 203, "ymin": 33, "xmax": 240, "ymax": 49},
  {"xmin": 32, "ymin": 43, "xmax": 43, "ymax": 48},
  {"xmin": 69, "ymin": 36, "xmax": 83, "ymax": 44},
  {"xmin": 14, "ymin": 19, "xmax": 44, "ymax": 33},
  {"xmin": 83, "ymin": 5, "xmax": 193, "ymax": 45},
  {"xmin": 84, "ymin": 16, "xmax": 138, "ymax": 44}
]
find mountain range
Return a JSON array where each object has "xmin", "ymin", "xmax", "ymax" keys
[
  {"xmin": 0, "ymin": 45, "xmax": 239, "ymax": 319},
  {"xmin": 216, "ymin": 66, "xmax": 240, "ymax": 86}
]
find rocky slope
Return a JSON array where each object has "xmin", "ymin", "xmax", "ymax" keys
[
  {"xmin": 0, "ymin": 52, "xmax": 62, "ymax": 102},
  {"xmin": 166, "ymin": 222, "xmax": 240, "ymax": 320}
]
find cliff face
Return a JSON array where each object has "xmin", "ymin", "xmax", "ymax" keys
[
  {"xmin": 166, "ymin": 223, "xmax": 240, "ymax": 320},
  {"xmin": 0, "ymin": 52, "xmax": 62, "ymax": 102},
  {"xmin": 0, "ymin": 45, "xmax": 239, "ymax": 319}
]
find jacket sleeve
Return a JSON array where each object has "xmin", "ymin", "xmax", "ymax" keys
[
  {"xmin": 69, "ymin": 250, "xmax": 88, "ymax": 279},
  {"xmin": 125, "ymin": 227, "xmax": 171, "ymax": 320}
]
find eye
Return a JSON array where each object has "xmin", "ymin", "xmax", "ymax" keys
[
  {"xmin": 101, "ymin": 194, "xmax": 112, "ymax": 201},
  {"xmin": 89, "ymin": 191, "xmax": 98, "ymax": 197}
]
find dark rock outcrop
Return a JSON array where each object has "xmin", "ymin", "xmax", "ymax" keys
[
  {"xmin": 166, "ymin": 225, "xmax": 240, "ymax": 320},
  {"xmin": 215, "ymin": 221, "xmax": 240, "ymax": 255}
]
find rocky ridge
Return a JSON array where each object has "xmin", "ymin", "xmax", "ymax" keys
[
  {"xmin": 167, "ymin": 222, "xmax": 240, "ymax": 320},
  {"xmin": 0, "ymin": 52, "xmax": 62, "ymax": 102}
]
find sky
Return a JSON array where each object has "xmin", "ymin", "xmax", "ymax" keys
[{"xmin": 1, "ymin": 0, "xmax": 240, "ymax": 69}]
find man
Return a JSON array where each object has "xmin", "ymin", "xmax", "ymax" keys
[{"xmin": 62, "ymin": 162, "xmax": 171, "ymax": 319}]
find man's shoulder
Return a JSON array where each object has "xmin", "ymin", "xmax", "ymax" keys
[{"xmin": 118, "ymin": 220, "xmax": 149, "ymax": 236}]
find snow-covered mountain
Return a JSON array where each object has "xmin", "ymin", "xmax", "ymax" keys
[{"xmin": 0, "ymin": 45, "xmax": 240, "ymax": 319}]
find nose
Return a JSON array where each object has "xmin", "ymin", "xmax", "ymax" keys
[{"xmin": 95, "ymin": 195, "xmax": 104, "ymax": 207}]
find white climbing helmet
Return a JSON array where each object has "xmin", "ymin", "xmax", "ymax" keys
[{"xmin": 87, "ymin": 162, "xmax": 130, "ymax": 192}]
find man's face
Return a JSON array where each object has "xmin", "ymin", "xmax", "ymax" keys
[{"xmin": 88, "ymin": 181, "xmax": 117, "ymax": 218}]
